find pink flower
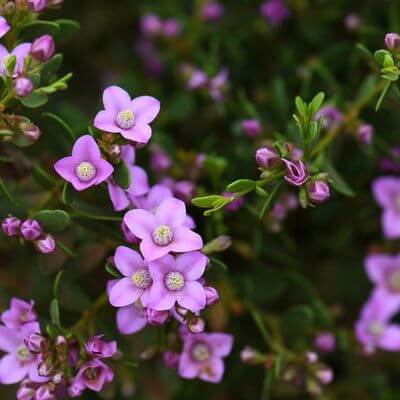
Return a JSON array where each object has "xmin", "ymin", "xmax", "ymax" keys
[
  {"xmin": 178, "ymin": 331, "xmax": 233, "ymax": 383},
  {"xmin": 94, "ymin": 86, "xmax": 160, "ymax": 144},
  {"xmin": 209, "ymin": 68, "xmax": 229, "ymax": 102},
  {"xmin": 355, "ymin": 289, "xmax": 400, "ymax": 353},
  {"xmin": 1, "ymin": 298, "xmax": 37, "ymax": 328},
  {"xmin": 200, "ymin": 1, "xmax": 224, "ymax": 22},
  {"xmin": 107, "ymin": 145, "xmax": 149, "ymax": 211},
  {"xmin": 260, "ymin": 0, "xmax": 290, "ymax": 26},
  {"xmin": 365, "ymin": 253, "xmax": 400, "ymax": 296},
  {"xmin": 54, "ymin": 135, "xmax": 114, "ymax": 191},
  {"xmin": 116, "ymin": 303, "xmax": 147, "ymax": 335},
  {"xmin": 358, "ymin": 124, "xmax": 374, "ymax": 146},
  {"xmin": 315, "ymin": 106, "xmax": 343, "ymax": 130},
  {"xmin": 0, "ymin": 43, "xmax": 32, "ymax": 77},
  {"xmin": 107, "ymin": 246, "xmax": 153, "ymax": 307},
  {"xmin": 0, "ymin": 322, "xmax": 44, "ymax": 384},
  {"xmin": 140, "ymin": 14, "xmax": 162, "ymax": 37},
  {"xmin": 85, "ymin": 336, "xmax": 117, "ymax": 359},
  {"xmin": 73, "ymin": 359, "xmax": 113, "ymax": 392},
  {"xmin": 241, "ymin": 119, "xmax": 262, "ymax": 138},
  {"xmin": 148, "ymin": 252, "xmax": 207, "ymax": 311},
  {"xmin": 314, "ymin": 332, "xmax": 335, "ymax": 353},
  {"xmin": 307, "ymin": 180, "xmax": 330, "ymax": 203},
  {"xmin": 0, "ymin": 17, "xmax": 10, "ymax": 39},
  {"xmin": 281, "ymin": 159, "xmax": 309, "ymax": 186},
  {"xmin": 1, "ymin": 216, "xmax": 21, "ymax": 236},
  {"xmin": 372, "ymin": 176, "xmax": 400, "ymax": 238},
  {"xmin": 162, "ymin": 19, "xmax": 182, "ymax": 38},
  {"xmin": 123, "ymin": 197, "xmax": 203, "ymax": 261}
]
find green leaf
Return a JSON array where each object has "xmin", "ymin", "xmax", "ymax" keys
[
  {"xmin": 281, "ymin": 305, "xmax": 314, "ymax": 339},
  {"xmin": 374, "ymin": 49, "xmax": 393, "ymax": 66},
  {"xmin": 49, "ymin": 298, "xmax": 61, "ymax": 328},
  {"xmin": 113, "ymin": 160, "xmax": 131, "ymax": 190},
  {"xmin": 0, "ymin": 177, "xmax": 17, "ymax": 205},
  {"xmin": 32, "ymin": 164, "xmax": 55, "ymax": 189},
  {"xmin": 53, "ymin": 19, "xmax": 80, "ymax": 43},
  {"xmin": 21, "ymin": 91, "xmax": 48, "ymax": 108},
  {"xmin": 33, "ymin": 209, "xmax": 71, "ymax": 233},
  {"xmin": 295, "ymin": 96, "xmax": 307, "ymax": 118},
  {"xmin": 41, "ymin": 54, "xmax": 63, "ymax": 76},
  {"xmin": 46, "ymin": 323, "xmax": 59, "ymax": 339},
  {"xmin": 41, "ymin": 112, "xmax": 74, "ymax": 141},
  {"xmin": 259, "ymin": 181, "xmax": 283, "ymax": 219},
  {"xmin": 208, "ymin": 256, "xmax": 228, "ymax": 271},
  {"xmin": 325, "ymin": 160, "xmax": 355, "ymax": 197},
  {"xmin": 309, "ymin": 91, "xmax": 325, "ymax": 115},
  {"xmin": 5, "ymin": 55, "xmax": 16, "ymax": 76},
  {"xmin": 62, "ymin": 182, "xmax": 75, "ymax": 205},
  {"xmin": 53, "ymin": 270, "xmax": 64, "ymax": 299},
  {"xmin": 226, "ymin": 179, "xmax": 256, "ymax": 194},
  {"xmin": 192, "ymin": 195, "xmax": 223, "ymax": 208},
  {"xmin": 20, "ymin": 20, "xmax": 59, "ymax": 40},
  {"xmin": 105, "ymin": 262, "xmax": 123, "ymax": 278}
]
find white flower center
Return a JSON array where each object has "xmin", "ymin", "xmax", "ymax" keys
[
  {"xmin": 165, "ymin": 271, "xmax": 184, "ymax": 291},
  {"xmin": 115, "ymin": 109, "xmax": 135, "ymax": 130},
  {"xmin": 389, "ymin": 269, "xmax": 400, "ymax": 292},
  {"xmin": 152, "ymin": 225, "xmax": 173, "ymax": 246},
  {"xmin": 191, "ymin": 342, "xmax": 211, "ymax": 362},
  {"xmin": 17, "ymin": 344, "xmax": 32, "ymax": 362},
  {"xmin": 75, "ymin": 161, "xmax": 97, "ymax": 182},
  {"xmin": 369, "ymin": 321, "xmax": 384, "ymax": 337},
  {"xmin": 131, "ymin": 267, "xmax": 152, "ymax": 289}
]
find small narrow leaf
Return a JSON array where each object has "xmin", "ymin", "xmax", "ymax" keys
[
  {"xmin": 34, "ymin": 209, "xmax": 71, "ymax": 233},
  {"xmin": 113, "ymin": 161, "xmax": 131, "ymax": 190}
]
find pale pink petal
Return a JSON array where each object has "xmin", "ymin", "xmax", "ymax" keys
[
  {"xmin": 140, "ymin": 238, "xmax": 172, "ymax": 261},
  {"xmin": 379, "ymin": 325, "xmax": 400, "ymax": 351},
  {"xmin": 177, "ymin": 281, "xmax": 206, "ymax": 311},
  {"xmin": 171, "ymin": 226, "xmax": 203, "ymax": 253},
  {"xmin": 178, "ymin": 352, "xmax": 199, "ymax": 379},
  {"xmin": 120, "ymin": 123, "xmax": 152, "ymax": 144},
  {"xmin": 155, "ymin": 198, "xmax": 186, "ymax": 227},
  {"xmin": 382, "ymin": 210, "xmax": 400, "ymax": 239},
  {"xmin": 116, "ymin": 305, "xmax": 147, "ymax": 335},
  {"xmin": 93, "ymin": 159, "xmax": 114, "ymax": 185},
  {"xmin": 71, "ymin": 135, "xmax": 101, "ymax": 160},
  {"xmin": 103, "ymin": 86, "xmax": 131, "ymax": 113},
  {"xmin": 148, "ymin": 281, "xmax": 176, "ymax": 310},
  {"xmin": 372, "ymin": 177, "xmax": 400, "ymax": 209},
  {"xmin": 199, "ymin": 357, "xmax": 224, "ymax": 383},
  {"xmin": 176, "ymin": 251, "xmax": 207, "ymax": 280},
  {"xmin": 146, "ymin": 185, "xmax": 173, "ymax": 210},
  {"xmin": 365, "ymin": 254, "xmax": 393, "ymax": 286},
  {"xmin": 126, "ymin": 166, "xmax": 149, "ymax": 197},
  {"xmin": 107, "ymin": 180, "xmax": 130, "ymax": 211},
  {"xmin": 0, "ymin": 354, "xmax": 29, "ymax": 384},
  {"xmin": 120, "ymin": 145, "xmax": 135, "ymax": 165},
  {"xmin": 54, "ymin": 156, "xmax": 76, "ymax": 183},
  {"xmin": 131, "ymin": 96, "xmax": 160, "ymax": 124},
  {"xmin": 124, "ymin": 209, "xmax": 157, "ymax": 239},
  {"xmin": 0, "ymin": 326, "xmax": 19, "ymax": 352},
  {"xmin": 94, "ymin": 110, "xmax": 120, "ymax": 133},
  {"xmin": 109, "ymin": 278, "xmax": 142, "ymax": 307},
  {"xmin": 208, "ymin": 333, "xmax": 234, "ymax": 357},
  {"xmin": 148, "ymin": 254, "xmax": 176, "ymax": 280},
  {"xmin": 114, "ymin": 246, "xmax": 144, "ymax": 276}
]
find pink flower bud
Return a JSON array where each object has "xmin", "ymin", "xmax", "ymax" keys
[
  {"xmin": 35, "ymin": 383, "xmax": 55, "ymax": 400},
  {"xmin": 140, "ymin": 14, "xmax": 162, "ymax": 37},
  {"xmin": 21, "ymin": 219, "xmax": 42, "ymax": 241},
  {"xmin": 255, "ymin": 146, "xmax": 280, "ymax": 169},
  {"xmin": 146, "ymin": 309, "xmax": 169, "ymax": 326},
  {"xmin": 314, "ymin": 331, "xmax": 336, "ymax": 353},
  {"xmin": 282, "ymin": 159, "xmax": 309, "ymax": 186},
  {"xmin": 28, "ymin": 0, "xmax": 47, "ymax": 12},
  {"xmin": 316, "ymin": 367, "xmax": 334, "ymax": 385},
  {"xmin": 14, "ymin": 77, "xmax": 34, "ymax": 97},
  {"xmin": 31, "ymin": 35, "xmax": 55, "ymax": 62},
  {"xmin": 162, "ymin": 19, "xmax": 181, "ymax": 38},
  {"xmin": 25, "ymin": 333, "xmax": 47, "ymax": 354},
  {"xmin": 305, "ymin": 351, "xmax": 318, "ymax": 363},
  {"xmin": 17, "ymin": 381, "xmax": 35, "ymax": 400},
  {"xmin": 358, "ymin": 123, "xmax": 374, "ymax": 146},
  {"xmin": 163, "ymin": 351, "xmax": 180, "ymax": 369},
  {"xmin": 2, "ymin": 216, "xmax": 21, "ymax": 236},
  {"xmin": 242, "ymin": 119, "xmax": 262, "ymax": 138},
  {"xmin": 204, "ymin": 286, "xmax": 219, "ymax": 306},
  {"xmin": 21, "ymin": 123, "xmax": 42, "ymax": 141},
  {"xmin": 385, "ymin": 32, "xmax": 400, "ymax": 50},
  {"xmin": 35, "ymin": 234, "xmax": 56, "ymax": 254},
  {"xmin": 240, "ymin": 346, "xmax": 259, "ymax": 364},
  {"xmin": 187, "ymin": 317, "xmax": 205, "ymax": 333},
  {"xmin": 201, "ymin": 1, "xmax": 224, "ymax": 22},
  {"xmin": 307, "ymin": 180, "xmax": 330, "ymax": 204},
  {"xmin": 85, "ymin": 335, "xmax": 117, "ymax": 359}
]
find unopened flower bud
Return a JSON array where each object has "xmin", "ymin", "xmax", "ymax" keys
[
  {"xmin": 35, "ymin": 234, "xmax": 56, "ymax": 254},
  {"xmin": 187, "ymin": 317, "xmax": 205, "ymax": 333},
  {"xmin": 2, "ymin": 216, "xmax": 21, "ymax": 236},
  {"xmin": 35, "ymin": 383, "xmax": 55, "ymax": 400},
  {"xmin": 307, "ymin": 180, "xmax": 330, "ymax": 204},
  {"xmin": 108, "ymin": 144, "xmax": 121, "ymax": 157},
  {"xmin": 314, "ymin": 331, "xmax": 335, "ymax": 353},
  {"xmin": 204, "ymin": 286, "xmax": 219, "ymax": 306},
  {"xmin": 242, "ymin": 119, "xmax": 262, "ymax": 138},
  {"xmin": 17, "ymin": 381, "xmax": 35, "ymax": 400},
  {"xmin": 25, "ymin": 333, "xmax": 47, "ymax": 354},
  {"xmin": 305, "ymin": 351, "xmax": 319, "ymax": 363},
  {"xmin": 202, "ymin": 235, "xmax": 232, "ymax": 254},
  {"xmin": 316, "ymin": 367, "xmax": 334, "ymax": 385},
  {"xmin": 282, "ymin": 159, "xmax": 309, "ymax": 186},
  {"xmin": 385, "ymin": 32, "xmax": 400, "ymax": 51},
  {"xmin": 358, "ymin": 123, "xmax": 374, "ymax": 146},
  {"xmin": 14, "ymin": 77, "xmax": 34, "ymax": 97},
  {"xmin": 21, "ymin": 123, "xmax": 42, "ymax": 141},
  {"xmin": 255, "ymin": 146, "xmax": 280, "ymax": 169},
  {"xmin": 31, "ymin": 35, "xmax": 55, "ymax": 62},
  {"xmin": 163, "ymin": 351, "xmax": 179, "ymax": 369},
  {"xmin": 28, "ymin": 0, "xmax": 47, "ymax": 12},
  {"xmin": 146, "ymin": 309, "xmax": 169, "ymax": 326},
  {"xmin": 20, "ymin": 219, "xmax": 42, "ymax": 241},
  {"xmin": 240, "ymin": 346, "xmax": 262, "ymax": 364}
]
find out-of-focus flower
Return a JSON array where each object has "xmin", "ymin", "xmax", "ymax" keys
[
  {"xmin": 94, "ymin": 86, "xmax": 160, "ymax": 144},
  {"xmin": 151, "ymin": 145, "xmax": 172, "ymax": 172},
  {"xmin": 200, "ymin": 1, "xmax": 224, "ymax": 22},
  {"xmin": 385, "ymin": 33, "xmax": 400, "ymax": 51},
  {"xmin": 1, "ymin": 298, "xmax": 36, "ymax": 328},
  {"xmin": 372, "ymin": 176, "xmax": 400, "ymax": 238},
  {"xmin": 241, "ymin": 119, "xmax": 262, "ymax": 138},
  {"xmin": 174, "ymin": 180, "xmax": 196, "ymax": 203},
  {"xmin": 148, "ymin": 252, "xmax": 207, "ymax": 311},
  {"xmin": 54, "ymin": 135, "xmax": 114, "ymax": 191},
  {"xmin": 204, "ymin": 286, "xmax": 219, "ymax": 306},
  {"xmin": 316, "ymin": 367, "xmax": 334, "ymax": 384},
  {"xmin": 14, "ymin": 77, "xmax": 34, "ymax": 97},
  {"xmin": 116, "ymin": 303, "xmax": 147, "ymax": 335},
  {"xmin": 1, "ymin": 216, "xmax": 21, "ymax": 236},
  {"xmin": 85, "ymin": 336, "xmax": 117, "ymax": 359},
  {"xmin": 28, "ymin": 0, "xmax": 47, "ymax": 12},
  {"xmin": 108, "ymin": 246, "xmax": 153, "ymax": 307},
  {"xmin": 314, "ymin": 332, "xmax": 335, "ymax": 353},
  {"xmin": 124, "ymin": 197, "xmax": 203, "ymax": 261},
  {"xmin": 260, "ymin": 0, "xmax": 290, "ymax": 26},
  {"xmin": 107, "ymin": 145, "xmax": 149, "ymax": 211},
  {"xmin": 0, "ymin": 17, "xmax": 10, "ymax": 39},
  {"xmin": 223, "ymin": 192, "xmax": 244, "ymax": 212},
  {"xmin": 209, "ymin": 68, "xmax": 229, "ymax": 101},
  {"xmin": 163, "ymin": 351, "xmax": 180, "ymax": 369},
  {"xmin": 307, "ymin": 180, "xmax": 330, "ymax": 204},
  {"xmin": 73, "ymin": 359, "xmax": 113, "ymax": 392},
  {"xmin": 31, "ymin": 35, "xmax": 55, "ymax": 62},
  {"xmin": 185, "ymin": 67, "xmax": 208, "ymax": 90},
  {"xmin": 35, "ymin": 234, "xmax": 56, "ymax": 254},
  {"xmin": 21, "ymin": 123, "xmax": 41, "ymax": 141},
  {"xmin": 0, "ymin": 43, "xmax": 32, "ymax": 77},
  {"xmin": 20, "ymin": 219, "xmax": 42, "ymax": 241},
  {"xmin": 178, "ymin": 331, "xmax": 233, "ymax": 383},
  {"xmin": 380, "ymin": 148, "xmax": 400, "ymax": 173},
  {"xmin": 281, "ymin": 159, "xmax": 309, "ymax": 186},
  {"xmin": 345, "ymin": 14, "xmax": 360, "ymax": 31},
  {"xmin": 162, "ymin": 19, "xmax": 182, "ymax": 38},
  {"xmin": 355, "ymin": 289, "xmax": 400, "ymax": 353},
  {"xmin": 315, "ymin": 106, "xmax": 343, "ymax": 130},
  {"xmin": 358, "ymin": 123, "xmax": 374, "ymax": 146},
  {"xmin": 255, "ymin": 146, "xmax": 280, "ymax": 169},
  {"xmin": 140, "ymin": 14, "xmax": 162, "ymax": 37}
]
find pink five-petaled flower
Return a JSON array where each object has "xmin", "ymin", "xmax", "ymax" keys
[
  {"xmin": 124, "ymin": 197, "xmax": 203, "ymax": 262},
  {"xmin": 178, "ymin": 331, "xmax": 233, "ymax": 383},
  {"xmin": 0, "ymin": 43, "xmax": 31, "ymax": 77},
  {"xmin": 54, "ymin": 135, "xmax": 114, "ymax": 191},
  {"xmin": 0, "ymin": 322, "xmax": 45, "ymax": 384},
  {"xmin": 365, "ymin": 253, "xmax": 400, "ymax": 296},
  {"xmin": 1, "ymin": 298, "xmax": 37, "ymax": 329},
  {"xmin": 94, "ymin": 86, "xmax": 160, "ymax": 144},
  {"xmin": 73, "ymin": 359, "xmax": 113, "ymax": 392},
  {"xmin": 85, "ymin": 336, "xmax": 117, "ymax": 359},
  {"xmin": 0, "ymin": 17, "xmax": 10, "ymax": 39},
  {"xmin": 107, "ymin": 145, "xmax": 149, "ymax": 211},
  {"xmin": 355, "ymin": 289, "xmax": 400, "ymax": 353},
  {"xmin": 108, "ymin": 246, "xmax": 153, "ymax": 308},
  {"xmin": 372, "ymin": 176, "xmax": 400, "ymax": 238},
  {"xmin": 148, "ymin": 252, "xmax": 207, "ymax": 311}
]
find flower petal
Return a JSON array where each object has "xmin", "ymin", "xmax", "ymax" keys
[
  {"xmin": 124, "ymin": 209, "xmax": 157, "ymax": 239},
  {"xmin": 116, "ymin": 305, "xmax": 147, "ymax": 335},
  {"xmin": 109, "ymin": 278, "xmax": 142, "ymax": 307},
  {"xmin": 71, "ymin": 135, "xmax": 101, "ymax": 161},
  {"xmin": 126, "ymin": 166, "xmax": 149, "ymax": 197},
  {"xmin": 148, "ymin": 281, "xmax": 176, "ymax": 311},
  {"xmin": 140, "ymin": 238, "xmax": 171, "ymax": 261},
  {"xmin": 155, "ymin": 198, "xmax": 186, "ymax": 227},
  {"xmin": 107, "ymin": 180, "xmax": 130, "ymax": 211},
  {"xmin": 0, "ymin": 354, "xmax": 29, "ymax": 384},
  {"xmin": 176, "ymin": 251, "xmax": 207, "ymax": 280},
  {"xmin": 178, "ymin": 352, "xmax": 199, "ymax": 379},
  {"xmin": 131, "ymin": 96, "xmax": 160, "ymax": 124},
  {"xmin": 199, "ymin": 357, "xmax": 224, "ymax": 383},
  {"xmin": 0, "ymin": 326, "xmax": 19, "ymax": 352},
  {"xmin": 177, "ymin": 281, "xmax": 206, "ymax": 311},
  {"xmin": 120, "ymin": 123, "xmax": 152, "ymax": 144},
  {"xmin": 114, "ymin": 246, "xmax": 144, "ymax": 276},
  {"xmin": 148, "ymin": 254, "xmax": 176, "ymax": 280},
  {"xmin": 382, "ymin": 210, "xmax": 400, "ymax": 239},
  {"xmin": 103, "ymin": 86, "xmax": 131, "ymax": 113},
  {"xmin": 94, "ymin": 110, "xmax": 120, "ymax": 133},
  {"xmin": 365, "ymin": 254, "xmax": 394, "ymax": 287},
  {"xmin": 208, "ymin": 333, "xmax": 234, "ymax": 357},
  {"xmin": 171, "ymin": 226, "xmax": 203, "ymax": 253}
]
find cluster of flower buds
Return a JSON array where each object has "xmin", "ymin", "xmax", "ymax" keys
[{"xmin": 1, "ymin": 216, "xmax": 56, "ymax": 254}]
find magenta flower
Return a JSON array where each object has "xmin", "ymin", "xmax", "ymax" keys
[
  {"xmin": 178, "ymin": 331, "xmax": 233, "ymax": 383},
  {"xmin": 116, "ymin": 303, "xmax": 147, "ymax": 335},
  {"xmin": 0, "ymin": 17, "xmax": 10, "ymax": 39},
  {"xmin": 260, "ymin": 0, "xmax": 290, "ymax": 26},
  {"xmin": 0, "ymin": 43, "xmax": 31, "ymax": 77},
  {"xmin": 94, "ymin": 86, "xmax": 160, "ymax": 144},
  {"xmin": 281, "ymin": 159, "xmax": 309, "ymax": 186},
  {"xmin": 0, "ymin": 322, "xmax": 44, "ymax": 384},
  {"xmin": 147, "ymin": 252, "xmax": 207, "ymax": 311},
  {"xmin": 372, "ymin": 176, "xmax": 400, "ymax": 238},
  {"xmin": 124, "ymin": 197, "xmax": 203, "ymax": 261},
  {"xmin": 1, "ymin": 298, "xmax": 37, "ymax": 329},
  {"xmin": 314, "ymin": 332, "xmax": 336, "ymax": 353},
  {"xmin": 107, "ymin": 145, "xmax": 149, "ymax": 211},
  {"xmin": 162, "ymin": 19, "xmax": 182, "ymax": 38},
  {"xmin": 85, "ymin": 336, "xmax": 117, "ymax": 359},
  {"xmin": 186, "ymin": 68, "xmax": 208, "ymax": 90},
  {"xmin": 140, "ymin": 13, "xmax": 162, "ymax": 37},
  {"xmin": 355, "ymin": 289, "xmax": 400, "ymax": 353},
  {"xmin": 242, "ymin": 119, "xmax": 262, "ymax": 138},
  {"xmin": 54, "ymin": 135, "xmax": 114, "ymax": 191},
  {"xmin": 209, "ymin": 68, "xmax": 229, "ymax": 102},
  {"xmin": 200, "ymin": 1, "xmax": 224, "ymax": 22},
  {"xmin": 108, "ymin": 246, "xmax": 153, "ymax": 307},
  {"xmin": 365, "ymin": 253, "xmax": 400, "ymax": 296},
  {"xmin": 73, "ymin": 359, "xmax": 113, "ymax": 392}
]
